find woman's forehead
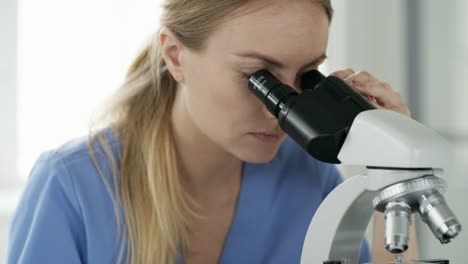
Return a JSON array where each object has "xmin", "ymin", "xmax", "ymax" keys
[{"xmin": 205, "ymin": 0, "xmax": 329, "ymax": 67}]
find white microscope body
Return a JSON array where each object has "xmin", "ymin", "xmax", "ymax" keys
[
  {"xmin": 246, "ymin": 68, "xmax": 461, "ymax": 264},
  {"xmin": 300, "ymin": 109, "xmax": 461, "ymax": 264}
]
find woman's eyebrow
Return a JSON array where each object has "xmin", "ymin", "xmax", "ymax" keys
[{"xmin": 234, "ymin": 51, "xmax": 327, "ymax": 71}]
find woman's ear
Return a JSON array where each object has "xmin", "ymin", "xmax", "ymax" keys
[{"xmin": 159, "ymin": 27, "xmax": 185, "ymax": 83}]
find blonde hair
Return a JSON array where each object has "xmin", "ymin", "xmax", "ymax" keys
[{"xmin": 88, "ymin": 0, "xmax": 333, "ymax": 263}]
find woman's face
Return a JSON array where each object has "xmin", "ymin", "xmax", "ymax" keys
[{"xmin": 176, "ymin": 0, "xmax": 329, "ymax": 163}]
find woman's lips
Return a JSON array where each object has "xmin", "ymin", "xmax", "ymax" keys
[{"xmin": 249, "ymin": 132, "xmax": 285, "ymax": 143}]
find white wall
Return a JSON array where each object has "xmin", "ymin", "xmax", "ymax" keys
[
  {"xmin": 0, "ymin": 0, "xmax": 18, "ymax": 261},
  {"xmin": 416, "ymin": 1, "xmax": 468, "ymax": 263},
  {"xmin": 326, "ymin": 0, "xmax": 408, "ymax": 97},
  {"xmin": 0, "ymin": 0, "xmax": 18, "ymax": 188},
  {"xmin": 16, "ymin": 0, "xmax": 161, "ymax": 181}
]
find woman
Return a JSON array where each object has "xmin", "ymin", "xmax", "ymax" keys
[{"xmin": 8, "ymin": 0, "xmax": 415, "ymax": 263}]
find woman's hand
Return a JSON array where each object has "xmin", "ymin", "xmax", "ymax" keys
[{"xmin": 330, "ymin": 69, "xmax": 411, "ymax": 117}]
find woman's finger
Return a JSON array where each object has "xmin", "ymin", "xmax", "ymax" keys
[
  {"xmin": 329, "ymin": 68, "xmax": 355, "ymax": 80},
  {"xmin": 353, "ymin": 81, "xmax": 411, "ymax": 116},
  {"xmin": 343, "ymin": 70, "xmax": 376, "ymax": 86}
]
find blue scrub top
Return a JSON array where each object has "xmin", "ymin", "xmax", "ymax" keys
[{"xmin": 7, "ymin": 132, "xmax": 370, "ymax": 264}]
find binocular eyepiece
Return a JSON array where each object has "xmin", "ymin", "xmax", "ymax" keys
[{"xmin": 247, "ymin": 69, "xmax": 375, "ymax": 164}]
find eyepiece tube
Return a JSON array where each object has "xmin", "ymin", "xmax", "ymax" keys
[
  {"xmin": 301, "ymin": 69, "xmax": 326, "ymax": 90},
  {"xmin": 248, "ymin": 70, "xmax": 298, "ymax": 117}
]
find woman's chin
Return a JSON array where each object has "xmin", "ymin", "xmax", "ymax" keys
[
  {"xmin": 242, "ymin": 154, "xmax": 277, "ymax": 164},
  {"xmin": 233, "ymin": 136, "xmax": 286, "ymax": 164}
]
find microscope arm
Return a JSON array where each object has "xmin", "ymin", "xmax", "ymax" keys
[{"xmin": 300, "ymin": 174, "xmax": 374, "ymax": 263}]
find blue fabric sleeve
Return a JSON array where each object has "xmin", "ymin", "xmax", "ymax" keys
[
  {"xmin": 321, "ymin": 163, "xmax": 371, "ymax": 264},
  {"xmin": 7, "ymin": 151, "xmax": 85, "ymax": 264}
]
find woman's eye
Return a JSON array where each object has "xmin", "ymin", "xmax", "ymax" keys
[{"xmin": 240, "ymin": 72, "xmax": 255, "ymax": 79}]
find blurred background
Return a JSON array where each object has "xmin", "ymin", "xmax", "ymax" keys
[{"xmin": 0, "ymin": 0, "xmax": 467, "ymax": 263}]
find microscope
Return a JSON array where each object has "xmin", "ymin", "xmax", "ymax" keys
[{"xmin": 248, "ymin": 69, "xmax": 462, "ymax": 264}]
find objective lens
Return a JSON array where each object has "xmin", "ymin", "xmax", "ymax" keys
[
  {"xmin": 419, "ymin": 192, "xmax": 462, "ymax": 244},
  {"xmin": 384, "ymin": 202, "xmax": 412, "ymax": 253}
]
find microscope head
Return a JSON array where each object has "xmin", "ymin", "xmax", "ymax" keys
[{"xmin": 248, "ymin": 69, "xmax": 375, "ymax": 164}]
